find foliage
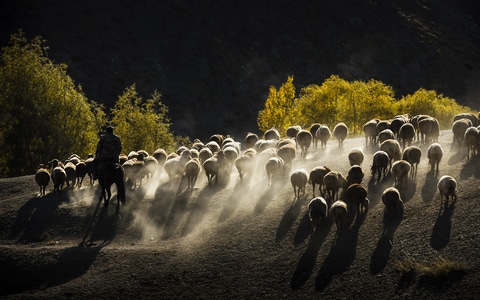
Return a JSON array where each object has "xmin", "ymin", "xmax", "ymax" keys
[
  {"xmin": 257, "ymin": 76, "xmax": 296, "ymax": 136},
  {"xmin": 110, "ymin": 84, "xmax": 175, "ymax": 154},
  {"xmin": 0, "ymin": 31, "xmax": 103, "ymax": 176},
  {"xmin": 259, "ymin": 75, "xmax": 475, "ymax": 137}
]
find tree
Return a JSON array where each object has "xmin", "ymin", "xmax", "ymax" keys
[
  {"xmin": 0, "ymin": 31, "xmax": 102, "ymax": 176},
  {"xmin": 110, "ymin": 84, "xmax": 175, "ymax": 154},
  {"xmin": 257, "ymin": 76, "xmax": 296, "ymax": 136}
]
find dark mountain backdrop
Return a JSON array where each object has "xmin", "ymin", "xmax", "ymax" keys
[{"xmin": 2, "ymin": 0, "xmax": 480, "ymax": 141}]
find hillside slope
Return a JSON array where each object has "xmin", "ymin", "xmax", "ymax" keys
[
  {"xmin": 1, "ymin": 130, "xmax": 479, "ymax": 299},
  {"xmin": 2, "ymin": 0, "xmax": 480, "ymax": 139}
]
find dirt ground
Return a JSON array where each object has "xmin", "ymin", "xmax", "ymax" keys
[{"xmin": 1, "ymin": 130, "xmax": 479, "ymax": 299}]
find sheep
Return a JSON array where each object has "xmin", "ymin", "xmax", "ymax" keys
[
  {"xmin": 333, "ymin": 122, "xmax": 348, "ymax": 147},
  {"xmin": 382, "ymin": 187, "xmax": 404, "ymax": 218},
  {"xmin": 329, "ymin": 200, "xmax": 348, "ymax": 233},
  {"xmin": 85, "ymin": 154, "xmax": 95, "ymax": 185},
  {"xmin": 296, "ymin": 129, "xmax": 313, "ymax": 158},
  {"xmin": 75, "ymin": 160, "xmax": 88, "ymax": 187},
  {"xmin": 308, "ymin": 197, "xmax": 328, "ymax": 235},
  {"xmin": 437, "ymin": 175, "xmax": 457, "ymax": 208},
  {"xmin": 390, "ymin": 116, "xmax": 408, "ymax": 138},
  {"xmin": 164, "ymin": 150, "xmax": 192, "ymax": 181},
  {"xmin": 376, "ymin": 120, "xmax": 391, "ymax": 136},
  {"xmin": 418, "ymin": 116, "xmax": 440, "ymax": 144},
  {"xmin": 49, "ymin": 159, "xmax": 66, "ymax": 194},
  {"xmin": 371, "ymin": 151, "xmax": 390, "ymax": 182},
  {"xmin": 64, "ymin": 161, "xmax": 77, "ymax": 189},
  {"xmin": 264, "ymin": 127, "xmax": 280, "ymax": 141},
  {"xmin": 464, "ymin": 126, "xmax": 479, "ymax": 162},
  {"xmin": 402, "ymin": 146, "xmax": 421, "ymax": 179},
  {"xmin": 308, "ymin": 166, "xmax": 331, "ymax": 197},
  {"xmin": 286, "ymin": 125, "xmax": 301, "ymax": 139},
  {"xmin": 244, "ymin": 132, "xmax": 259, "ymax": 149},
  {"xmin": 411, "ymin": 114, "xmax": 431, "ymax": 141},
  {"xmin": 184, "ymin": 158, "xmax": 201, "ymax": 191},
  {"xmin": 315, "ymin": 125, "xmax": 331, "ymax": 150},
  {"xmin": 348, "ymin": 148, "xmax": 364, "ymax": 166},
  {"xmin": 398, "ymin": 122, "xmax": 415, "ymax": 149},
  {"xmin": 346, "ymin": 165, "xmax": 364, "ymax": 186},
  {"xmin": 35, "ymin": 164, "xmax": 50, "ymax": 196},
  {"xmin": 255, "ymin": 139, "xmax": 277, "ymax": 153},
  {"xmin": 277, "ymin": 137, "xmax": 296, "ymax": 149},
  {"xmin": 323, "ymin": 171, "xmax": 347, "ymax": 205},
  {"xmin": 377, "ymin": 129, "xmax": 395, "ymax": 144},
  {"xmin": 309, "ymin": 123, "xmax": 321, "ymax": 149},
  {"xmin": 290, "ymin": 168, "xmax": 309, "ymax": 200},
  {"xmin": 209, "ymin": 134, "xmax": 225, "ymax": 147},
  {"xmin": 203, "ymin": 150, "xmax": 229, "ymax": 186},
  {"xmin": 265, "ymin": 156, "xmax": 285, "ymax": 188},
  {"xmin": 144, "ymin": 155, "xmax": 159, "ymax": 180},
  {"xmin": 452, "ymin": 118, "xmax": 472, "ymax": 146},
  {"xmin": 235, "ymin": 149, "xmax": 257, "ymax": 181},
  {"xmin": 346, "ymin": 183, "xmax": 369, "ymax": 217},
  {"xmin": 453, "ymin": 112, "xmax": 479, "ymax": 127},
  {"xmin": 380, "ymin": 139, "xmax": 402, "ymax": 168},
  {"xmin": 391, "ymin": 160, "xmax": 411, "ymax": 189},
  {"xmin": 206, "ymin": 140, "xmax": 221, "ymax": 154},
  {"xmin": 363, "ymin": 119, "xmax": 379, "ymax": 147},
  {"xmin": 198, "ymin": 146, "xmax": 213, "ymax": 165},
  {"xmin": 191, "ymin": 139, "xmax": 205, "ymax": 152},
  {"xmin": 427, "ymin": 142, "xmax": 443, "ymax": 174},
  {"xmin": 152, "ymin": 148, "xmax": 168, "ymax": 168},
  {"xmin": 223, "ymin": 145, "xmax": 240, "ymax": 172},
  {"xmin": 277, "ymin": 144, "xmax": 296, "ymax": 174}
]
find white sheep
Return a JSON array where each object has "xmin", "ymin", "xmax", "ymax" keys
[
  {"xmin": 380, "ymin": 139, "xmax": 402, "ymax": 168},
  {"xmin": 437, "ymin": 175, "xmax": 457, "ymax": 208},
  {"xmin": 464, "ymin": 126, "xmax": 479, "ymax": 162},
  {"xmin": 234, "ymin": 149, "xmax": 257, "ymax": 181},
  {"xmin": 452, "ymin": 118, "xmax": 472, "ymax": 146},
  {"xmin": 290, "ymin": 168, "xmax": 309, "ymax": 200},
  {"xmin": 277, "ymin": 144, "xmax": 296, "ymax": 174},
  {"xmin": 164, "ymin": 150, "xmax": 192, "ymax": 181},
  {"xmin": 329, "ymin": 200, "xmax": 348, "ymax": 233},
  {"xmin": 308, "ymin": 166, "xmax": 331, "ymax": 197},
  {"xmin": 363, "ymin": 119, "xmax": 379, "ymax": 147},
  {"xmin": 265, "ymin": 156, "xmax": 285, "ymax": 188},
  {"xmin": 402, "ymin": 146, "xmax": 421, "ymax": 179},
  {"xmin": 264, "ymin": 127, "xmax": 280, "ymax": 141},
  {"xmin": 244, "ymin": 132, "xmax": 259, "ymax": 149},
  {"xmin": 184, "ymin": 158, "xmax": 201, "ymax": 191},
  {"xmin": 309, "ymin": 123, "xmax": 321, "ymax": 149},
  {"xmin": 203, "ymin": 150, "xmax": 228, "ymax": 186},
  {"xmin": 315, "ymin": 125, "xmax": 331, "ymax": 150},
  {"xmin": 427, "ymin": 142, "xmax": 443, "ymax": 174},
  {"xmin": 391, "ymin": 160, "xmax": 411, "ymax": 189},
  {"xmin": 286, "ymin": 125, "xmax": 301, "ymax": 139},
  {"xmin": 64, "ymin": 161, "xmax": 77, "ymax": 189},
  {"xmin": 308, "ymin": 197, "xmax": 328, "ymax": 235},
  {"xmin": 49, "ymin": 159, "xmax": 66, "ymax": 195},
  {"xmin": 348, "ymin": 148, "xmax": 364, "ymax": 166},
  {"xmin": 296, "ymin": 129, "xmax": 313, "ymax": 158},
  {"xmin": 377, "ymin": 129, "xmax": 395, "ymax": 144},
  {"xmin": 333, "ymin": 122, "xmax": 348, "ymax": 147}
]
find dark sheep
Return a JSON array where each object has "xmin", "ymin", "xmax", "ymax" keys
[
  {"xmin": 308, "ymin": 197, "xmax": 328, "ymax": 235},
  {"xmin": 333, "ymin": 122, "xmax": 348, "ymax": 147},
  {"xmin": 308, "ymin": 166, "xmax": 331, "ymax": 197},
  {"xmin": 402, "ymin": 146, "xmax": 421, "ymax": 179},
  {"xmin": 35, "ymin": 164, "xmax": 50, "ymax": 196},
  {"xmin": 296, "ymin": 129, "xmax": 313, "ymax": 158},
  {"xmin": 398, "ymin": 123, "xmax": 415, "ymax": 149},
  {"xmin": 244, "ymin": 132, "xmax": 259, "ymax": 149},
  {"xmin": 346, "ymin": 183, "xmax": 369, "ymax": 217},
  {"xmin": 346, "ymin": 165, "xmax": 364, "ymax": 186},
  {"xmin": 427, "ymin": 142, "xmax": 443, "ymax": 175},
  {"xmin": 315, "ymin": 125, "xmax": 331, "ymax": 150},
  {"xmin": 452, "ymin": 118, "xmax": 472, "ymax": 146},
  {"xmin": 371, "ymin": 150, "xmax": 390, "ymax": 182},
  {"xmin": 464, "ymin": 126, "xmax": 479, "ymax": 162},
  {"xmin": 264, "ymin": 127, "xmax": 280, "ymax": 141},
  {"xmin": 290, "ymin": 168, "xmax": 309, "ymax": 200},
  {"xmin": 286, "ymin": 125, "xmax": 301, "ymax": 139},
  {"xmin": 363, "ymin": 119, "xmax": 379, "ymax": 147}
]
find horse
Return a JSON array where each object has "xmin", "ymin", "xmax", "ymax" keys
[{"xmin": 98, "ymin": 160, "xmax": 126, "ymax": 212}]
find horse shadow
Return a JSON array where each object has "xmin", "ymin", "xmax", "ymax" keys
[
  {"xmin": 430, "ymin": 201, "xmax": 455, "ymax": 250},
  {"xmin": 10, "ymin": 192, "xmax": 69, "ymax": 243}
]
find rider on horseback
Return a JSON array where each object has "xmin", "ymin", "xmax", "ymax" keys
[{"xmin": 93, "ymin": 125, "xmax": 122, "ymax": 179}]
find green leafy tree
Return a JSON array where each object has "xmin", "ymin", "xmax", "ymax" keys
[
  {"xmin": 110, "ymin": 84, "xmax": 175, "ymax": 154},
  {"xmin": 257, "ymin": 76, "xmax": 296, "ymax": 136},
  {"xmin": 0, "ymin": 31, "xmax": 103, "ymax": 176}
]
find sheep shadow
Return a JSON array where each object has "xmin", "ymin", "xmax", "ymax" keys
[
  {"xmin": 398, "ymin": 179, "xmax": 417, "ymax": 204},
  {"xmin": 370, "ymin": 209, "xmax": 403, "ymax": 274},
  {"xmin": 421, "ymin": 172, "xmax": 439, "ymax": 203},
  {"xmin": 161, "ymin": 186, "xmax": 194, "ymax": 240},
  {"xmin": 315, "ymin": 213, "xmax": 363, "ymax": 292},
  {"xmin": 290, "ymin": 218, "xmax": 332, "ymax": 290},
  {"xmin": 459, "ymin": 156, "xmax": 480, "ymax": 180},
  {"xmin": 275, "ymin": 194, "xmax": 308, "ymax": 242},
  {"xmin": 218, "ymin": 179, "xmax": 250, "ymax": 223},
  {"xmin": 10, "ymin": 192, "xmax": 69, "ymax": 243},
  {"xmin": 430, "ymin": 201, "xmax": 455, "ymax": 250},
  {"xmin": 149, "ymin": 176, "xmax": 184, "ymax": 229},
  {"xmin": 181, "ymin": 183, "xmax": 223, "ymax": 237},
  {"xmin": 254, "ymin": 179, "xmax": 285, "ymax": 214},
  {"xmin": 293, "ymin": 209, "xmax": 314, "ymax": 246},
  {"xmin": 367, "ymin": 173, "xmax": 394, "ymax": 209}
]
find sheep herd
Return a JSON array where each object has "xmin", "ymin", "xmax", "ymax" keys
[{"xmin": 34, "ymin": 112, "xmax": 479, "ymax": 241}]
